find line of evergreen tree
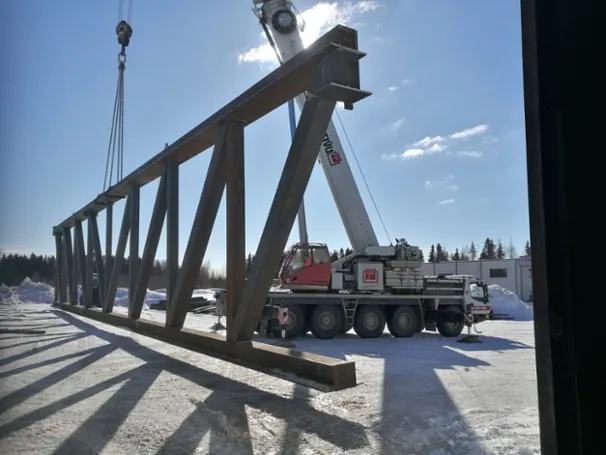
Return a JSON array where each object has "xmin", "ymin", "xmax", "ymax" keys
[
  {"xmin": 426, "ymin": 238, "xmax": 531, "ymax": 263},
  {"xmin": 1, "ymin": 240, "xmax": 532, "ymax": 286}
]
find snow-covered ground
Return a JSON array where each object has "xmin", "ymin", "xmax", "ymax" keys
[{"xmin": 0, "ymin": 279, "xmax": 540, "ymax": 454}]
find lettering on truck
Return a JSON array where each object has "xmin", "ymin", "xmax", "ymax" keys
[{"xmin": 322, "ymin": 134, "xmax": 342, "ymax": 166}]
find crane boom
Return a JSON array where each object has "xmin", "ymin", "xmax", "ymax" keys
[{"xmin": 253, "ymin": 0, "xmax": 379, "ymax": 253}]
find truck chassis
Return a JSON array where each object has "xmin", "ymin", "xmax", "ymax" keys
[{"xmin": 254, "ymin": 292, "xmax": 492, "ymax": 340}]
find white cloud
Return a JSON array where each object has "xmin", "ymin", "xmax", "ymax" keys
[
  {"xmin": 412, "ymin": 135, "xmax": 445, "ymax": 148},
  {"xmin": 436, "ymin": 198, "xmax": 455, "ymax": 206},
  {"xmin": 372, "ymin": 36, "xmax": 390, "ymax": 43},
  {"xmin": 456, "ymin": 151, "xmax": 483, "ymax": 158},
  {"xmin": 398, "ymin": 124, "xmax": 490, "ymax": 160},
  {"xmin": 380, "ymin": 153, "xmax": 399, "ymax": 161},
  {"xmin": 425, "ymin": 175, "xmax": 458, "ymax": 191},
  {"xmin": 388, "ymin": 78, "xmax": 413, "ymax": 92},
  {"xmin": 449, "ymin": 124, "xmax": 488, "ymax": 139},
  {"xmin": 427, "ymin": 143, "xmax": 447, "ymax": 153},
  {"xmin": 238, "ymin": 1, "xmax": 380, "ymax": 64},
  {"xmin": 401, "ymin": 148, "xmax": 424, "ymax": 159},
  {"xmin": 387, "ymin": 118, "xmax": 405, "ymax": 131}
]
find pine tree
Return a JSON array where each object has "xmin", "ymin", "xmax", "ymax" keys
[
  {"xmin": 245, "ymin": 253, "xmax": 253, "ymax": 271},
  {"xmin": 469, "ymin": 241, "xmax": 477, "ymax": 260},
  {"xmin": 435, "ymin": 244, "xmax": 443, "ymax": 262},
  {"xmin": 428, "ymin": 244, "xmax": 436, "ymax": 263},
  {"xmin": 506, "ymin": 238, "xmax": 517, "ymax": 259},
  {"xmin": 451, "ymin": 248, "xmax": 461, "ymax": 261},
  {"xmin": 330, "ymin": 250, "xmax": 339, "ymax": 262},
  {"xmin": 480, "ymin": 239, "xmax": 488, "ymax": 260},
  {"xmin": 339, "ymin": 247, "xmax": 345, "ymax": 258},
  {"xmin": 496, "ymin": 240, "xmax": 505, "ymax": 259},
  {"xmin": 418, "ymin": 249, "xmax": 424, "ymax": 262},
  {"xmin": 481, "ymin": 238, "xmax": 497, "ymax": 260},
  {"xmin": 524, "ymin": 240, "xmax": 531, "ymax": 257},
  {"xmin": 487, "ymin": 238, "xmax": 497, "ymax": 259},
  {"xmin": 345, "ymin": 247, "xmax": 353, "ymax": 256}
]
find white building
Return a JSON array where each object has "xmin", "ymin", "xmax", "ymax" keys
[{"xmin": 422, "ymin": 257, "xmax": 533, "ymax": 302}]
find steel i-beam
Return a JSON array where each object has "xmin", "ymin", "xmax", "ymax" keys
[
  {"xmin": 166, "ymin": 160, "xmax": 179, "ymax": 309},
  {"xmin": 105, "ymin": 203, "xmax": 113, "ymax": 298},
  {"xmin": 53, "ymin": 233, "xmax": 64, "ymax": 303},
  {"xmin": 84, "ymin": 217, "xmax": 95, "ymax": 308},
  {"xmin": 128, "ymin": 185, "xmax": 140, "ymax": 310},
  {"xmin": 225, "ymin": 121, "xmax": 246, "ymax": 343},
  {"xmin": 63, "ymin": 227, "xmax": 77, "ymax": 304},
  {"xmin": 74, "ymin": 220, "xmax": 87, "ymax": 298}
]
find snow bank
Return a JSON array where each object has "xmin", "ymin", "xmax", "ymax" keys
[
  {"xmin": 0, "ymin": 277, "xmax": 217, "ymax": 309},
  {"xmin": 0, "ymin": 278, "xmax": 56, "ymax": 305},
  {"xmin": 488, "ymin": 284, "xmax": 534, "ymax": 321}
]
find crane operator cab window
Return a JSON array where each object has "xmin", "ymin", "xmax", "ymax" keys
[
  {"xmin": 287, "ymin": 245, "xmax": 330, "ymax": 272},
  {"xmin": 311, "ymin": 246, "xmax": 330, "ymax": 264},
  {"xmin": 289, "ymin": 248, "xmax": 309, "ymax": 273}
]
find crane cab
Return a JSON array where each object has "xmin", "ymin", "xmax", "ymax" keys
[{"xmin": 279, "ymin": 243, "xmax": 332, "ymax": 291}]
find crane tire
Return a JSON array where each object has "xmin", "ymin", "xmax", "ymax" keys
[
  {"xmin": 309, "ymin": 305, "xmax": 343, "ymax": 340},
  {"xmin": 353, "ymin": 305, "xmax": 386, "ymax": 338},
  {"xmin": 436, "ymin": 305, "xmax": 465, "ymax": 337},
  {"xmin": 271, "ymin": 304, "xmax": 306, "ymax": 339},
  {"xmin": 387, "ymin": 306, "xmax": 418, "ymax": 338}
]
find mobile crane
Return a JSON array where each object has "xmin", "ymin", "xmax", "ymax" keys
[{"xmin": 226, "ymin": 0, "xmax": 493, "ymax": 340}]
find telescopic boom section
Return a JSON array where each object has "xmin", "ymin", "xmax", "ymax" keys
[{"xmin": 254, "ymin": 0, "xmax": 380, "ymax": 253}]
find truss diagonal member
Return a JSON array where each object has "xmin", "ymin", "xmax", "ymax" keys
[
  {"xmin": 231, "ymin": 96, "xmax": 337, "ymax": 342},
  {"xmin": 166, "ymin": 124, "xmax": 230, "ymax": 329}
]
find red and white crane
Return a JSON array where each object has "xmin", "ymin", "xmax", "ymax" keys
[{"xmin": 243, "ymin": 1, "xmax": 493, "ymax": 341}]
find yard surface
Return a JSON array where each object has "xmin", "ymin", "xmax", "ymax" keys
[{"xmin": 0, "ymin": 302, "xmax": 540, "ymax": 455}]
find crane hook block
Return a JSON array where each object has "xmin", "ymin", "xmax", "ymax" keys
[{"xmin": 116, "ymin": 20, "xmax": 133, "ymax": 48}]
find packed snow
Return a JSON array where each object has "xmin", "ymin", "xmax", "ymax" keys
[
  {"xmin": 488, "ymin": 284, "xmax": 534, "ymax": 321},
  {"xmin": 0, "ymin": 278, "xmax": 541, "ymax": 454}
]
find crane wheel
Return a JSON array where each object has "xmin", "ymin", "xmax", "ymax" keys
[
  {"xmin": 436, "ymin": 305, "xmax": 465, "ymax": 337},
  {"xmin": 271, "ymin": 304, "xmax": 306, "ymax": 339},
  {"xmin": 309, "ymin": 305, "xmax": 343, "ymax": 340},
  {"xmin": 387, "ymin": 306, "xmax": 418, "ymax": 338},
  {"xmin": 353, "ymin": 305, "xmax": 386, "ymax": 338}
]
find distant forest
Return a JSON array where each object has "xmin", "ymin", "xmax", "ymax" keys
[{"xmin": 0, "ymin": 238, "xmax": 531, "ymax": 288}]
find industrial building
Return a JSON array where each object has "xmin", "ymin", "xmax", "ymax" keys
[{"xmin": 422, "ymin": 257, "xmax": 533, "ymax": 302}]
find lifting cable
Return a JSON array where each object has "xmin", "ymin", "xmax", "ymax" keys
[
  {"xmin": 103, "ymin": 0, "xmax": 134, "ymax": 191},
  {"xmin": 333, "ymin": 110, "xmax": 392, "ymax": 244},
  {"xmin": 261, "ymin": 22, "xmax": 392, "ymax": 244}
]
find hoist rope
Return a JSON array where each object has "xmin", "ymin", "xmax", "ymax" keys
[
  {"xmin": 103, "ymin": 1, "xmax": 133, "ymax": 192},
  {"xmin": 333, "ymin": 110, "xmax": 392, "ymax": 245}
]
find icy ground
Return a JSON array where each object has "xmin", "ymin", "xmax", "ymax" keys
[{"xmin": 0, "ymin": 281, "xmax": 540, "ymax": 455}]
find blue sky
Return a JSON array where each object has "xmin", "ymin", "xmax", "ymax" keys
[{"xmin": 0, "ymin": 0, "xmax": 529, "ymax": 269}]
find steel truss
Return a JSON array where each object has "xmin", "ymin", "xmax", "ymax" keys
[{"xmin": 52, "ymin": 26, "xmax": 370, "ymax": 391}]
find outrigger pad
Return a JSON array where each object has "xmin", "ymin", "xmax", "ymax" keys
[
  {"xmin": 457, "ymin": 334, "xmax": 483, "ymax": 343},
  {"xmin": 210, "ymin": 321, "xmax": 226, "ymax": 331}
]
